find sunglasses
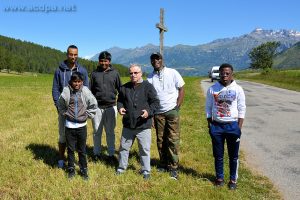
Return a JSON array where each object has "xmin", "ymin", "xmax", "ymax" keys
[
  {"xmin": 220, "ymin": 72, "xmax": 232, "ymax": 76},
  {"xmin": 129, "ymin": 71, "xmax": 140, "ymax": 75}
]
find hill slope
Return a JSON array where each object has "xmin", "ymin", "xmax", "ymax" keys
[
  {"xmin": 0, "ymin": 35, "xmax": 128, "ymax": 75},
  {"xmin": 274, "ymin": 42, "xmax": 300, "ymax": 69}
]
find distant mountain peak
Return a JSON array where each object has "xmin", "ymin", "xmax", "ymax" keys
[
  {"xmin": 144, "ymin": 43, "xmax": 156, "ymax": 47},
  {"xmin": 253, "ymin": 28, "xmax": 263, "ymax": 33},
  {"xmin": 83, "ymin": 54, "xmax": 95, "ymax": 60},
  {"xmin": 88, "ymin": 28, "xmax": 300, "ymax": 76},
  {"xmin": 107, "ymin": 46, "xmax": 125, "ymax": 51},
  {"xmin": 250, "ymin": 28, "xmax": 300, "ymax": 38}
]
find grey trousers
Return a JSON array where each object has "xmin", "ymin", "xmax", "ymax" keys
[
  {"xmin": 92, "ymin": 106, "xmax": 117, "ymax": 156},
  {"xmin": 118, "ymin": 128, "xmax": 151, "ymax": 174}
]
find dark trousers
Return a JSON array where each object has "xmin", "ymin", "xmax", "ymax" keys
[
  {"xmin": 154, "ymin": 109, "xmax": 180, "ymax": 170},
  {"xmin": 209, "ymin": 121, "xmax": 241, "ymax": 181},
  {"xmin": 65, "ymin": 126, "xmax": 87, "ymax": 169}
]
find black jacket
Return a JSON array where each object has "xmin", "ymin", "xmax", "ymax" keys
[
  {"xmin": 117, "ymin": 80, "xmax": 159, "ymax": 129},
  {"xmin": 90, "ymin": 65, "xmax": 122, "ymax": 108}
]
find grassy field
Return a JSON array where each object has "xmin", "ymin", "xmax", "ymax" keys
[
  {"xmin": 0, "ymin": 73, "xmax": 281, "ymax": 199},
  {"xmin": 235, "ymin": 69, "xmax": 300, "ymax": 92}
]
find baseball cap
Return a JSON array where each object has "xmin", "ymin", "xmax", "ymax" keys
[{"xmin": 150, "ymin": 52, "xmax": 162, "ymax": 59}]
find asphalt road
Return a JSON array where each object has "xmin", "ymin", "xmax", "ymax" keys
[{"xmin": 201, "ymin": 79, "xmax": 300, "ymax": 200}]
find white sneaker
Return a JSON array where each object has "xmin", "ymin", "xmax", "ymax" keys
[{"xmin": 58, "ymin": 160, "xmax": 64, "ymax": 168}]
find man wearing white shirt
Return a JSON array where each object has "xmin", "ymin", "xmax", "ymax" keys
[{"xmin": 147, "ymin": 52, "xmax": 185, "ymax": 180}]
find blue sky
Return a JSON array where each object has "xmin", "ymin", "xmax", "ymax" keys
[{"xmin": 1, "ymin": 0, "xmax": 300, "ymax": 58}]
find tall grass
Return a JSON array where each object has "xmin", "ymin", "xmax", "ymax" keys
[
  {"xmin": 0, "ymin": 74, "xmax": 281, "ymax": 199},
  {"xmin": 235, "ymin": 69, "xmax": 300, "ymax": 92}
]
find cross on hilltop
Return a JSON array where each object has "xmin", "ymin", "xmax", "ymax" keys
[{"xmin": 156, "ymin": 8, "xmax": 168, "ymax": 57}]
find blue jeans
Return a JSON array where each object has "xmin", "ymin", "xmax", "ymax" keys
[{"xmin": 209, "ymin": 121, "xmax": 241, "ymax": 181}]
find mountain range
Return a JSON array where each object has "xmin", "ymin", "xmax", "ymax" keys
[{"xmin": 90, "ymin": 28, "xmax": 300, "ymax": 76}]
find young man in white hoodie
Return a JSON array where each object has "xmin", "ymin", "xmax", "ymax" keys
[{"xmin": 206, "ymin": 63, "xmax": 246, "ymax": 190}]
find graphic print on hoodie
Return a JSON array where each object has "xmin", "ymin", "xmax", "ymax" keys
[{"xmin": 213, "ymin": 89, "xmax": 236, "ymax": 118}]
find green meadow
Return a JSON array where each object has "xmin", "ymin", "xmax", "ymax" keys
[
  {"xmin": 0, "ymin": 73, "xmax": 281, "ymax": 199},
  {"xmin": 235, "ymin": 69, "xmax": 300, "ymax": 92}
]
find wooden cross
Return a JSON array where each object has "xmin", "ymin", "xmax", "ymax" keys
[{"xmin": 156, "ymin": 8, "xmax": 168, "ymax": 57}]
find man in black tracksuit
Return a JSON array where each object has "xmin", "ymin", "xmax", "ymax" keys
[
  {"xmin": 116, "ymin": 64, "xmax": 159, "ymax": 179},
  {"xmin": 90, "ymin": 51, "xmax": 122, "ymax": 162}
]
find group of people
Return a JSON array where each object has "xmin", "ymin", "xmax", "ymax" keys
[
  {"xmin": 52, "ymin": 45, "xmax": 246, "ymax": 190},
  {"xmin": 52, "ymin": 45, "xmax": 185, "ymax": 181}
]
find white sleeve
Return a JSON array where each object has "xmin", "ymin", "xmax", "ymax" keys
[
  {"xmin": 205, "ymin": 87, "xmax": 213, "ymax": 118},
  {"xmin": 237, "ymin": 86, "xmax": 246, "ymax": 118},
  {"xmin": 173, "ymin": 70, "xmax": 185, "ymax": 88}
]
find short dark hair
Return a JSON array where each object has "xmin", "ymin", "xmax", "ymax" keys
[
  {"xmin": 219, "ymin": 63, "xmax": 233, "ymax": 71},
  {"xmin": 69, "ymin": 71, "xmax": 83, "ymax": 84},
  {"xmin": 98, "ymin": 51, "xmax": 111, "ymax": 61},
  {"xmin": 67, "ymin": 45, "xmax": 78, "ymax": 53}
]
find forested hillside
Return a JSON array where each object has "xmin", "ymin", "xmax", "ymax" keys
[
  {"xmin": 274, "ymin": 41, "xmax": 300, "ymax": 69},
  {"xmin": 0, "ymin": 35, "xmax": 129, "ymax": 76}
]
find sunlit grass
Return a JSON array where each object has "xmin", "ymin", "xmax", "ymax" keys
[
  {"xmin": 235, "ymin": 69, "xmax": 300, "ymax": 92},
  {"xmin": 0, "ymin": 74, "xmax": 281, "ymax": 199}
]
